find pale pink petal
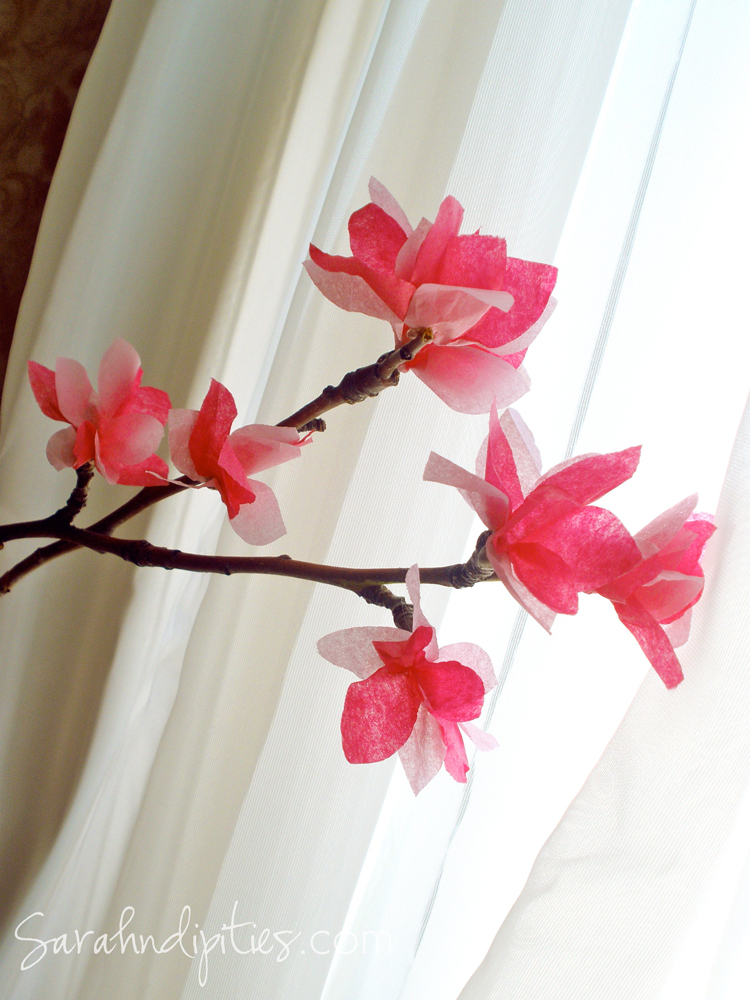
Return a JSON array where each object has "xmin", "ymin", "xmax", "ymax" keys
[
  {"xmin": 395, "ymin": 218, "xmax": 431, "ymax": 280},
  {"xmin": 635, "ymin": 495, "xmax": 698, "ymax": 553},
  {"xmin": 486, "ymin": 546, "xmax": 557, "ymax": 632},
  {"xmin": 405, "ymin": 284, "xmax": 491, "ymax": 341},
  {"xmin": 404, "ymin": 565, "xmax": 438, "ymax": 658},
  {"xmin": 99, "ymin": 412, "xmax": 165, "ymax": 468},
  {"xmin": 45, "ymin": 426, "xmax": 77, "ymax": 470},
  {"xmin": 55, "ymin": 357, "xmax": 93, "ymax": 426},
  {"xmin": 229, "ymin": 478, "xmax": 286, "ymax": 545},
  {"xmin": 303, "ymin": 258, "xmax": 402, "ymax": 323},
  {"xmin": 460, "ymin": 720, "xmax": 499, "ymax": 751},
  {"xmin": 368, "ymin": 177, "xmax": 413, "ymax": 236},
  {"xmin": 317, "ymin": 626, "xmax": 410, "ymax": 678},
  {"xmin": 97, "ymin": 338, "xmax": 141, "ymax": 416},
  {"xmin": 613, "ymin": 598, "xmax": 684, "ymax": 688},
  {"xmin": 664, "ymin": 607, "xmax": 692, "ymax": 648},
  {"xmin": 228, "ymin": 424, "xmax": 302, "ymax": 476},
  {"xmin": 423, "ymin": 450, "xmax": 508, "ymax": 529},
  {"xmin": 408, "ymin": 343, "xmax": 531, "ymax": 414},
  {"xmin": 485, "ymin": 404, "xmax": 524, "ymax": 509},
  {"xmin": 399, "ymin": 705, "xmax": 445, "ymax": 794},
  {"xmin": 28, "ymin": 362, "xmax": 65, "ymax": 421},
  {"xmin": 637, "ymin": 572, "xmax": 704, "ymax": 623},
  {"xmin": 342, "ymin": 668, "xmax": 421, "ymax": 763},
  {"xmin": 168, "ymin": 409, "xmax": 201, "ymax": 480},
  {"xmin": 438, "ymin": 642, "xmax": 496, "ymax": 691},
  {"xmin": 500, "ymin": 408, "xmax": 542, "ymax": 491},
  {"xmin": 411, "ymin": 195, "xmax": 464, "ymax": 285}
]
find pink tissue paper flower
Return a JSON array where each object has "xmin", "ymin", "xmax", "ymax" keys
[
  {"xmin": 597, "ymin": 499, "xmax": 715, "ymax": 688},
  {"xmin": 304, "ymin": 178, "xmax": 557, "ymax": 414},
  {"xmin": 317, "ymin": 565, "xmax": 498, "ymax": 794},
  {"xmin": 168, "ymin": 378, "xmax": 306, "ymax": 545},
  {"xmin": 28, "ymin": 338, "xmax": 171, "ymax": 485},
  {"xmin": 424, "ymin": 406, "xmax": 642, "ymax": 629}
]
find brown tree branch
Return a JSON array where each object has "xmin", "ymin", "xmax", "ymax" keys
[
  {"xmin": 0, "ymin": 327, "xmax": 434, "ymax": 590},
  {"xmin": 276, "ymin": 327, "xmax": 432, "ymax": 429},
  {"xmin": 0, "ymin": 520, "xmax": 497, "ymax": 603}
]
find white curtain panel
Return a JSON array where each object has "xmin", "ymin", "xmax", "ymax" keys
[{"xmin": 1, "ymin": 0, "xmax": 748, "ymax": 999}]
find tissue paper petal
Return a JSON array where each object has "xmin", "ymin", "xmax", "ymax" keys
[
  {"xmin": 341, "ymin": 668, "xmax": 421, "ymax": 763},
  {"xmin": 613, "ymin": 598, "xmax": 684, "ymax": 688},
  {"xmin": 407, "ymin": 343, "xmax": 530, "ymax": 414}
]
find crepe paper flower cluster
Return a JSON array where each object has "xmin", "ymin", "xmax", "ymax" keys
[
  {"xmin": 305, "ymin": 178, "xmax": 558, "ymax": 414},
  {"xmin": 425, "ymin": 406, "xmax": 714, "ymax": 689},
  {"xmin": 28, "ymin": 345, "xmax": 307, "ymax": 545},
  {"xmin": 18, "ymin": 180, "xmax": 715, "ymax": 796},
  {"xmin": 28, "ymin": 338, "xmax": 172, "ymax": 486},
  {"xmin": 317, "ymin": 566, "xmax": 498, "ymax": 794},
  {"xmin": 168, "ymin": 379, "xmax": 307, "ymax": 545}
]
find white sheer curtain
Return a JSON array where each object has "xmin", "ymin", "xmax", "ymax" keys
[{"xmin": 1, "ymin": 0, "xmax": 748, "ymax": 998}]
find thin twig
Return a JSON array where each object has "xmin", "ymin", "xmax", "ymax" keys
[
  {"xmin": 276, "ymin": 328, "xmax": 433, "ymax": 429},
  {"xmin": 0, "ymin": 521, "xmax": 497, "ymax": 598},
  {"xmin": 56, "ymin": 462, "xmax": 95, "ymax": 524}
]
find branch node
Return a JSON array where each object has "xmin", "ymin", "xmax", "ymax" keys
[
  {"xmin": 298, "ymin": 418, "xmax": 326, "ymax": 434},
  {"xmin": 358, "ymin": 584, "xmax": 414, "ymax": 631},
  {"xmin": 447, "ymin": 530, "xmax": 496, "ymax": 588}
]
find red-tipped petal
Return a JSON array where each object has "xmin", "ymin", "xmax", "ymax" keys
[
  {"xmin": 436, "ymin": 234, "xmax": 506, "ymax": 290},
  {"xmin": 127, "ymin": 385, "xmax": 171, "ymax": 424},
  {"xmin": 509, "ymin": 541, "xmax": 580, "ymax": 615},
  {"xmin": 411, "ymin": 196, "xmax": 464, "ymax": 285},
  {"xmin": 536, "ymin": 446, "xmax": 642, "ymax": 506},
  {"xmin": 189, "ymin": 379, "xmax": 237, "ymax": 477},
  {"xmin": 612, "ymin": 598, "xmax": 684, "ymax": 688},
  {"xmin": 348, "ymin": 202, "xmax": 408, "ymax": 273},
  {"xmin": 463, "ymin": 257, "xmax": 557, "ymax": 349},
  {"xmin": 531, "ymin": 506, "xmax": 642, "ymax": 592},
  {"xmin": 415, "ymin": 661, "xmax": 485, "ymax": 721},
  {"xmin": 28, "ymin": 361, "xmax": 65, "ymax": 421},
  {"xmin": 438, "ymin": 643, "xmax": 496, "ymax": 692},
  {"xmin": 368, "ymin": 177, "xmax": 413, "ymax": 236},
  {"xmin": 341, "ymin": 668, "xmax": 421, "ymax": 763},
  {"xmin": 439, "ymin": 721, "xmax": 470, "ymax": 783}
]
